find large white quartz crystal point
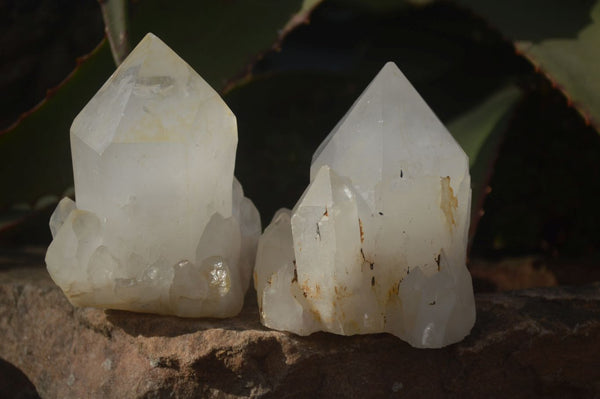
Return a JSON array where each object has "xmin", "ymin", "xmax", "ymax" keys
[
  {"xmin": 254, "ymin": 62, "xmax": 475, "ymax": 348},
  {"xmin": 45, "ymin": 33, "xmax": 261, "ymax": 318}
]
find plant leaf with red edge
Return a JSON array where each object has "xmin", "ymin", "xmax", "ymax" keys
[
  {"xmin": 448, "ymin": 85, "xmax": 523, "ymax": 241},
  {"xmin": 0, "ymin": 41, "xmax": 114, "ymax": 211},
  {"xmin": 0, "ymin": 0, "xmax": 324, "ymax": 212},
  {"xmin": 455, "ymin": 0, "xmax": 600, "ymax": 130}
]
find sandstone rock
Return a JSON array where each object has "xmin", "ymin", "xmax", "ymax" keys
[
  {"xmin": 469, "ymin": 257, "xmax": 558, "ymax": 291},
  {"xmin": 1, "ymin": 257, "xmax": 599, "ymax": 398}
]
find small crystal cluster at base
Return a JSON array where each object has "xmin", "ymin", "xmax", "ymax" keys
[
  {"xmin": 45, "ymin": 33, "xmax": 261, "ymax": 318},
  {"xmin": 254, "ymin": 62, "xmax": 476, "ymax": 348}
]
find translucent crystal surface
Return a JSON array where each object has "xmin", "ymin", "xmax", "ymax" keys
[
  {"xmin": 254, "ymin": 62, "xmax": 475, "ymax": 347},
  {"xmin": 46, "ymin": 33, "xmax": 261, "ymax": 318}
]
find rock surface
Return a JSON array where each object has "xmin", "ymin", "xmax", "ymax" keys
[{"xmin": 1, "ymin": 256, "xmax": 599, "ymax": 398}]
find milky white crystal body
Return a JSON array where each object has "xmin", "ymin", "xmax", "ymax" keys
[
  {"xmin": 254, "ymin": 62, "xmax": 475, "ymax": 347},
  {"xmin": 45, "ymin": 33, "xmax": 261, "ymax": 318}
]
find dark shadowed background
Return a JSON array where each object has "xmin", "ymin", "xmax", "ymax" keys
[{"xmin": 1, "ymin": 0, "xmax": 599, "ymax": 278}]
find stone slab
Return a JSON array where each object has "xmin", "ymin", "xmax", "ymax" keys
[{"xmin": 1, "ymin": 260, "xmax": 599, "ymax": 398}]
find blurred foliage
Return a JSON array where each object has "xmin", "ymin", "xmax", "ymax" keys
[
  {"xmin": 0, "ymin": 0, "xmax": 599, "ymax": 259},
  {"xmin": 100, "ymin": 0, "xmax": 131, "ymax": 65},
  {"xmin": 0, "ymin": 0, "xmax": 105, "ymax": 130},
  {"xmin": 472, "ymin": 79, "xmax": 600, "ymax": 257},
  {"xmin": 448, "ymin": 85, "xmax": 521, "ymax": 238},
  {"xmin": 456, "ymin": 0, "xmax": 600, "ymax": 127},
  {"xmin": 0, "ymin": 0, "xmax": 322, "ymax": 211},
  {"xmin": 228, "ymin": 0, "xmax": 530, "ymax": 237}
]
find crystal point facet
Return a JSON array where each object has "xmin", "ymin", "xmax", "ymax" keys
[
  {"xmin": 46, "ymin": 33, "xmax": 261, "ymax": 318},
  {"xmin": 255, "ymin": 62, "xmax": 475, "ymax": 347}
]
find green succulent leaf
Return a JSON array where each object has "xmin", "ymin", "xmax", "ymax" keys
[
  {"xmin": 0, "ymin": 0, "xmax": 323, "ymax": 210},
  {"xmin": 448, "ymin": 85, "xmax": 523, "ymax": 239},
  {"xmin": 128, "ymin": 0, "xmax": 322, "ymax": 90},
  {"xmin": 0, "ymin": 42, "xmax": 114, "ymax": 211},
  {"xmin": 100, "ymin": 0, "xmax": 131, "ymax": 65},
  {"xmin": 455, "ymin": 0, "xmax": 600, "ymax": 129}
]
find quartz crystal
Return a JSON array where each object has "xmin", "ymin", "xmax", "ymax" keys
[
  {"xmin": 46, "ymin": 33, "xmax": 261, "ymax": 318},
  {"xmin": 254, "ymin": 62, "xmax": 475, "ymax": 347}
]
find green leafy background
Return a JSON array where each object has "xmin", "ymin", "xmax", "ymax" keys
[
  {"xmin": 1, "ymin": 0, "xmax": 599, "ymax": 258},
  {"xmin": 457, "ymin": 0, "xmax": 600, "ymax": 127}
]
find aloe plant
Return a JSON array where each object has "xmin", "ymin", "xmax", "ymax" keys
[{"xmin": 1, "ymin": 0, "xmax": 598, "ymax": 256}]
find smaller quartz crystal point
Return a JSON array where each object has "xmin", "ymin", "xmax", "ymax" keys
[
  {"xmin": 254, "ymin": 62, "xmax": 475, "ymax": 348},
  {"xmin": 46, "ymin": 33, "xmax": 261, "ymax": 318}
]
